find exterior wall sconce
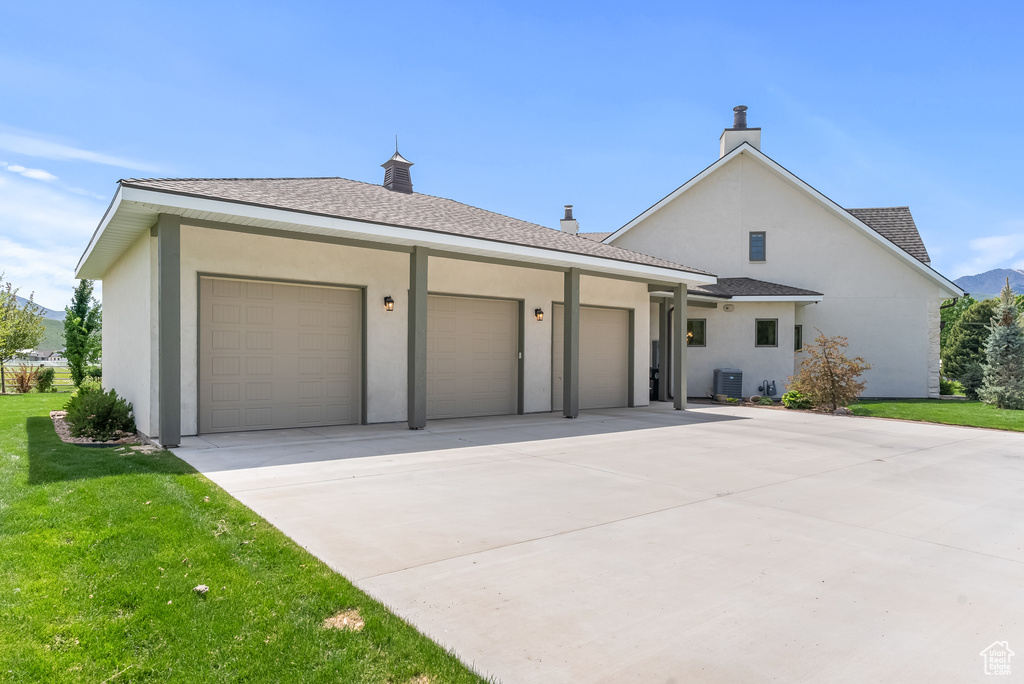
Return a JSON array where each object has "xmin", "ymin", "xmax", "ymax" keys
[
  {"xmin": 534, "ymin": 308, "xmax": 544, "ymax": 321},
  {"xmin": 384, "ymin": 295, "xmax": 395, "ymax": 312}
]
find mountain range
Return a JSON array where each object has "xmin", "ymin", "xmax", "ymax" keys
[
  {"xmin": 13, "ymin": 295, "xmax": 64, "ymax": 320},
  {"xmin": 954, "ymin": 269, "xmax": 1024, "ymax": 300}
]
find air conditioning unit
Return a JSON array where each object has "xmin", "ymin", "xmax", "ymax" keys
[{"xmin": 713, "ymin": 368, "xmax": 743, "ymax": 399}]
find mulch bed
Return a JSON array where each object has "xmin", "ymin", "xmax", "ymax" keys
[{"xmin": 49, "ymin": 410, "xmax": 143, "ymax": 447}]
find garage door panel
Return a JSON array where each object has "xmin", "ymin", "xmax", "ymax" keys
[
  {"xmin": 552, "ymin": 305, "xmax": 629, "ymax": 411},
  {"xmin": 200, "ymin": 277, "xmax": 361, "ymax": 434},
  {"xmin": 426, "ymin": 295, "xmax": 518, "ymax": 420}
]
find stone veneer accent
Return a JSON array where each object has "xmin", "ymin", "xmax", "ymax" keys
[{"xmin": 928, "ymin": 298, "xmax": 941, "ymax": 398}]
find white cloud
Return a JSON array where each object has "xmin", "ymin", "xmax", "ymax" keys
[
  {"xmin": 951, "ymin": 222, "xmax": 1024, "ymax": 278},
  {"xmin": 0, "ymin": 237, "xmax": 83, "ymax": 310},
  {"xmin": 0, "ymin": 161, "xmax": 58, "ymax": 181},
  {"xmin": 0, "ymin": 131, "xmax": 158, "ymax": 172}
]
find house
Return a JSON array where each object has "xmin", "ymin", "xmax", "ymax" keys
[
  {"xmin": 588, "ymin": 106, "xmax": 961, "ymax": 399},
  {"xmin": 75, "ymin": 108, "xmax": 960, "ymax": 447},
  {"xmin": 75, "ymin": 152, "xmax": 714, "ymax": 446}
]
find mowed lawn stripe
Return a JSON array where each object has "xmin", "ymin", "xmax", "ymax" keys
[{"xmin": 0, "ymin": 393, "xmax": 488, "ymax": 683}]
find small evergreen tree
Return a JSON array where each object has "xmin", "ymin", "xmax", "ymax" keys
[
  {"xmin": 789, "ymin": 330, "xmax": 872, "ymax": 411},
  {"xmin": 64, "ymin": 280, "xmax": 102, "ymax": 388},
  {"xmin": 0, "ymin": 274, "xmax": 45, "ymax": 394},
  {"xmin": 978, "ymin": 279, "xmax": 1024, "ymax": 410}
]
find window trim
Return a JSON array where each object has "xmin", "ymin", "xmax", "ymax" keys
[
  {"xmin": 755, "ymin": 318, "xmax": 778, "ymax": 347},
  {"xmin": 794, "ymin": 324, "xmax": 803, "ymax": 352},
  {"xmin": 749, "ymin": 231, "xmax": 766, "ymax": 262},
  {"xmin": 687, "ymin": 318, "xmax": 706, "ymax": 347}
]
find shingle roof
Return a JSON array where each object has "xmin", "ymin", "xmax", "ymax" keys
[
  {"xmin": 578, "ymin": 231, "xmax": 613, "ymax": 242},
  {"xmin": 690, "ymin": 277, "xmax": 822, "ymax": 299},
  {"xmin": 846, "ymin": 207, "xmax": 930, "ymax": 264},
  {"xmin": 120, "ymin": 177, "xmax": 712, "ymax": 276}
]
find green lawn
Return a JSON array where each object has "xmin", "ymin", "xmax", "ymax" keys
[
  {"xmin": 850, "ymin": 398, "xmax": 1024, "ymax": 432},
  {"xmin": 0, "ymin": 393, "xmax": 487, "ymax": 683}
]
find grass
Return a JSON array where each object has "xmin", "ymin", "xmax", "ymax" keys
[
  {"xmin": 0, "ymin": 393, "xmax": 487, "ymax": 683},
  {"xmin": 850, "ymin": 398, "xmax": 1024, "ymax": 432}
]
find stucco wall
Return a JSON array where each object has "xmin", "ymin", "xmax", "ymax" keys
[
  {"xmin": 162, "ymin": 227, "xmax": 652, "ymax": 434},
  {"xmin": 615, "ymin": 151, "xmax": 951, "ymax": 397},
  {"xmin": 651, "ymin": 300, "xmax": 796, "ymax": 398},
  {"xmin": 101, "ymin": 231, "xmax": 155, "ymax": 436}
]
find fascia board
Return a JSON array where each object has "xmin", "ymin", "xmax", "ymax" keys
[
  {"xmin": 729, "ymin": 295, "xmax": 824, "ymax": 303},
  {"xmin": 75, "ymin": 185, "xmax": 123, "ymax": 278},
  {"xmin": 84, "ymin": 186, "xmax": 717, "ymax": 286}
]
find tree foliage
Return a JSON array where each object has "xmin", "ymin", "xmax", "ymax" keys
[
  {"xmin": 941, "ymin": 299, "xmax": 997, "ymax": 380},
  {"xmin": 940, "ymin": 294, "xmax": 976, "ymax": 351},
  {"xmin": 789, "ymin": 330, "xmax": 872, "ymax": 411},
  {"xmin": 64, "ymin": 279, "xmax": 102, "ymax": 388},
  {"xmin": 978, "ymin": 279, "xmax": 1024, "ymax": 410},
  {"xmin": 0, "ymin": 274, "xmax": 45, "ymax": 394}
]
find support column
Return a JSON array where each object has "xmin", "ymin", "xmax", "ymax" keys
[
  {"xmin": 407, "ymin": 247, "xmax": 428, "ymax": 429},
  {"xmin": 156, "ymin": 214, "xmax": 181, "ymax": 446},
  {"xmin": 562, "ymin": 268, "xmax": 580, "ymax": 418},
  {"xmin": 673, "ymin": 284, "xmax": 687, "ymax": 410},
  {"xmin": 658, "ymin": 297, "xmax": 670, "ymax": 402}
]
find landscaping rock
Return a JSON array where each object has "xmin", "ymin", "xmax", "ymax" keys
[{"xmin": 833, "ymin": 407, "xmax": 853, "ymax": 416}]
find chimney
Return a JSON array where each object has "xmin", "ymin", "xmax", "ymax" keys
[
  {"xmin": 381, "ymin": 148, "xmax": 414, "ymax": 193},
  {"xmin": 719, "ymin": 105, "xmax": 761, "ymax": 158},
  {"xmin": 560, "ymin": 205, "xmax": 579, "ymax": 234}
]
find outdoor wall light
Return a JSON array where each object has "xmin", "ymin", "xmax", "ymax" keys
[
  {"xmin": 534, "ymin": 308, "xmax": 544, "ymax": 321},
  {"xmin": 384, "ymin": 295, "xmax": 395, "ymax": 312}
]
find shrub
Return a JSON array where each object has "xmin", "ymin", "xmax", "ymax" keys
[
  {"xmin": 79, "ymin": 377, "xmax": 102, "ymax": 393},
  {"xmin": 758, "ymin": 396, "xmax": 775, "ymax": 405},
  {"xmin": 64, "ymin": 386, "xmax": 135, "ymax": 441},
  {"xmin": 11, "ymin": 365, "xmax": 39, "ymax": 394},
  {"xmin": 725, "ymin": 397, "xmax": 739, "ymax": 404},
  {"xmin": 36, "ymin": 366, "xmax": 55, "ymax": 393},
  {"xmin": 782, "ymin": 390, "xmax": 812, "ymax": 409},
  {"xmin": 788, "ymin": 331, "xmax": 872, "ymax": 410},
  {"xmin": 86, "ymin": 365, "xmax": 102, "ymax": 379},
  {"xmin": 960, "ymin": 362, "xmax": 985, "ymax": 400},
  {"xmin": 939, "ymin": 377, "xmax": 965, "ymax": 396}
]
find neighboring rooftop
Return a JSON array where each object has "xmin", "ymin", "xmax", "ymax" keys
[
  {"xmin": 690, "ymin": 277, "xmax": 822, "ymax": 299},
  {"xmin": 846, "ymin": 207, "xmax": 930, "ymax": 264},
  {"xmin": 118, "ymin": 177, "xmax": 712, "ymax": 276}
]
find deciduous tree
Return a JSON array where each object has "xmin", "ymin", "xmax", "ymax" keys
[
  {"xmin": 789, "ymin": 330, "xmax": 872, "ymax": 411},
  {"xmin": 0, "ymin": 274, "xmax": 45, "ymax": 394}
]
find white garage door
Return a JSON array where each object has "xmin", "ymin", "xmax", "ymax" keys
[
  {"xmin": 427, "ymin": 295, "xmax": 518, "ymax": 420},
  {"xmin": 552, "ymin": 305, "xmax": 629, "ymax": 411},
  {"xmin": 199, "ymin": 277, "xmax": 361, "ymax": 433}
]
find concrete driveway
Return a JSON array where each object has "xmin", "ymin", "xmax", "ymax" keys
[{"xmin": 175, "ymin": 404, "xmax": 1024, "ymax": 683}]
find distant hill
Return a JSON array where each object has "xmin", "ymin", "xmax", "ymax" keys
[
  {"xmin": 13, "ymin": 295, "xmax": 64, "ymax": 320},
  {"xmin": 39, "ymin": 318, "xmax": 65, "ymax": 354},
  {"xmin": 954, "ymin": 268, "xmax": 1024, "ymax": 300}
]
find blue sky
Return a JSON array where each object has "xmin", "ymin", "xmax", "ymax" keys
[{"xmin": 1, "ymin": 0, "xmax": 1022, "ymax": 308}]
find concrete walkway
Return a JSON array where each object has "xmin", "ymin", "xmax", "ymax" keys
[{"xmin": 175, "ymin": 404, "xmax": 1024, "ymax": 683}]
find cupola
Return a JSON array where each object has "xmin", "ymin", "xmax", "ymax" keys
[{"xmin": 382, "ymin": 148, "xmax": 414, "ymax": 193}]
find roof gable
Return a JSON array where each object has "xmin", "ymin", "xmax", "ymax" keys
[{"xmin": 605, "ymin": 143, "xmax": 960, "ymax": 296}]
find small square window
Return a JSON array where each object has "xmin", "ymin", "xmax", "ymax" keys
[
  {"xmin": 755, "ymin": 318, "xmax": 778, "ymax": 347},
  {"xmin": 687, "ymin": 318, "xmax": 706, "ymax": 347},
  {"xmin": 794, "ymin": 324, "xmax": 803, "ymax": 351},
  {"xmin": 749, "ymin": 231, "xmax": 766, "ymax": 262}
]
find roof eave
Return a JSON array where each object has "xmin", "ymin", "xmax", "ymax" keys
[{"xmin": 78, "ymin": 185, "xmax": 717, "ymax": 286}]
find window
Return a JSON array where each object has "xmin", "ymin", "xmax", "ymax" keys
[
  {"xmin": 755, "ymin": 319, "xmax": 778, "ymax": 347},
  {"xmin": 687, "ymin": 318, "xmax": 706, "ymax": 347},
  {"xmin": 749, "ymin": 231, "xmax": 766, "ymax": 262},
  {"xmin": 794, "ymin": 324, "xmax": 803, "ymax": 351}
]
